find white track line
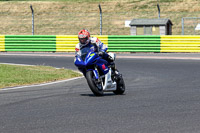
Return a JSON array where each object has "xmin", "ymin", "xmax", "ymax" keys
[
  {"xmin": 1, "ymin": 76, "xmax": 83, "ymax": 91},
  {"xmin": 0, "ymin": 63, "xmax": 83, "ymax": 91},
  {"xmin": 0, "ymin": 63, "xmax": 39, "ymax": 67},
  {"xmin": 0, "ymin": 53, "xmax": 74, "ymax": 57}
]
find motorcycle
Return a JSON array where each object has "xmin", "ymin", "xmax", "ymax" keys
[{"xmin": 74, "ymin": 46, "xmax": 125, "ymax": 96}]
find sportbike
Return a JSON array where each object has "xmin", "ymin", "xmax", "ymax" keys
[{"xmin": 75, "ymin": 46, "xmax": 125, "ymax": 96}]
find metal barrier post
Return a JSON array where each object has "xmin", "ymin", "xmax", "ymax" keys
[
  {"xmin": 157, "ymin": 0, "xmax": 160, "ymax": 19},
  {"xmin": 182, "ymin": 18, "xmax": 184, "ymax": 35},
  {"xmin": 157, "ymin": 3, "xmax": 160, "ymax": 18},
  {"xmin": 99, "ymin": 4, "xmax": 102, "ymax": 35},
  {"xmin": 30, "ymin": 5, "xmax": 34, "ymax": 35}
]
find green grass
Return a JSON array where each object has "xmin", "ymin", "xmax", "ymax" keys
[
  {"xmin": 0, "ymin": 0, "xmax": 113, "ymax": 1},
  {"xmin": 160, "ymin": 0, "xmax": 179, "ymax": 2},
  {"xmin": 0, "ymin": 64, "xmax": 82, "ymax": 89},
  {"xmin": 0, "ymin": 0, "xmax": 199, "ymax": 35}
]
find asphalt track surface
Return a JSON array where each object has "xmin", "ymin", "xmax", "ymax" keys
[{"xmin": 0, "ymin": 53, "xmax": 200, "ymax": 133}]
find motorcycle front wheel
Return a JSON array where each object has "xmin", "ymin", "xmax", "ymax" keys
[{"xmin": 86, "ymin": 71, "xmax": 104, "ymax": 96}]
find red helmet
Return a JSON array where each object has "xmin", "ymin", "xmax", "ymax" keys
[{"xmin": 78, "ymin": 29, "xmax": 90, "ymax": 46}]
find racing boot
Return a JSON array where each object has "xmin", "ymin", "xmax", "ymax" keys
[
  {"xmin": 109, "ymin": 59, "xmax": 121, "ymax": 81},
  {"xmin": 107, "ymin": 55, "xmax": 115, "ymax": 73},
  {"xmin": 109, "ymin": 60, "xmax": 119, "ymax": 81}
]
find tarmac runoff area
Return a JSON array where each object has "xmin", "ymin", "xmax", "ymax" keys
[{"xmin": 1, "ymin": 52, "xmax": 200, "ymax": 60}]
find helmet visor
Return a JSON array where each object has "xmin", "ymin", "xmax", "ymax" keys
[{"xmin": 79, "ymin": 38, "xmax": 88, "ymax": 44}]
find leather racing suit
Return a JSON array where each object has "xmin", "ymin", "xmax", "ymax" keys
[{"xmin": 75, "ymin": 37, "xmax": 113, "ymax": 76}]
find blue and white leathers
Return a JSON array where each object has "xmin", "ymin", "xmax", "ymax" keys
[{"xmin": 75, "ymin": 37, "xmax": 108, "ymax": 57}]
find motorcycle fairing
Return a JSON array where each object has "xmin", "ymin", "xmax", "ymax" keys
[
  {"xmin": 84, "ymin": 51, "xmax": 99, "ymax": 66},
  {"xmin": 103, "ymin": 69, "xmax": 116, "ymax": 91},
  {"xmin": 95, "ymin": 58, "xmax": 109, "ymax": 75},
  {"xmin": 74, "ymin": 56, "xmax": 85, "ymax": 68}
]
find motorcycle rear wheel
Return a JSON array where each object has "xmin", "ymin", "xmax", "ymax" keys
[
  {"xmin": 113, "ymin": 74, "xmax": 125, "ymax": 95},
  {"xmin": 86, "ymin": 71, "xmax": 104, "ymax": 96}
]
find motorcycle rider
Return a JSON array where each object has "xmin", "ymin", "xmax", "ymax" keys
[{"xmin": 75, "ymin": 29, "xmax": 115, "ymax": 76}]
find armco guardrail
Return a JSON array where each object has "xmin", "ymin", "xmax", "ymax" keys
[
  {"xmin": 161, "ymin": 35, "xmax": 200, "ymax": 52},
  {"xmin": 1, "ymin": 35, "xmax": 200, "ymax": 52},
  {"xmin": 0, "ymin": 35, "xmax": 56, "ymax": 52},
  {"xmin": 108, "ymin": 35, "xmax": 160, "ymax": 52},
  {"xmin": 56, "ymin": 35, "xmax": 108, "ymax": 52},
  {"xmin": 0, "ymin": 35, "xmax": 108, "ymax": 52}
]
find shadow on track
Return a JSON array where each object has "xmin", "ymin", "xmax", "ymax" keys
[{"xmin": 80, "ymin": 93, "xmax": 125, "ymax": 97}]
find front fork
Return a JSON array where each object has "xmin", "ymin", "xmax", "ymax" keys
[{"xmin": 87, "ymin": 68, "xmax": 101, "ymax": 82}]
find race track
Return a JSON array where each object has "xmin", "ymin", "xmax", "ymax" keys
[{"xmin": 0, "ymin": 53, "xmax": 200, "ymax": 133}]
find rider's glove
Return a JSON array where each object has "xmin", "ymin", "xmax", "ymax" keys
[
  {"xmin": 108, "ymin": 55, "xmax": 114, "ymax": 62},
  {"xmin": 98, "ymin": 51, "xmax": 105, "ymax": 56}
]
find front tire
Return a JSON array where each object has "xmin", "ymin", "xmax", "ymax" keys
[{"xmin": 86, "ymin": 71, "xmax": 103, "ymax": 96}]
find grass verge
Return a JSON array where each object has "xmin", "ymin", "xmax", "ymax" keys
[
  {"xmin": 1, "ymin": 0, "xmax": 199, "ymax": 35},
  {"xmin": 0, "ymin": 64, "xmax": 82, "ymax": 89}
]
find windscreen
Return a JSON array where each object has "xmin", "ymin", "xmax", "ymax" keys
[{"xmin": 80, "ymin": 46, "xmax": 95, "ymax": 61}]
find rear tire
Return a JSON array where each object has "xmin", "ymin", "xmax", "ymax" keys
[
  {"xmin": 86, "ymin": 71, "xmax": 104, "ymax": 96},
  {"xmin": 113, "ymin": 74, "xmax": 125, "ymax": 95}
]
